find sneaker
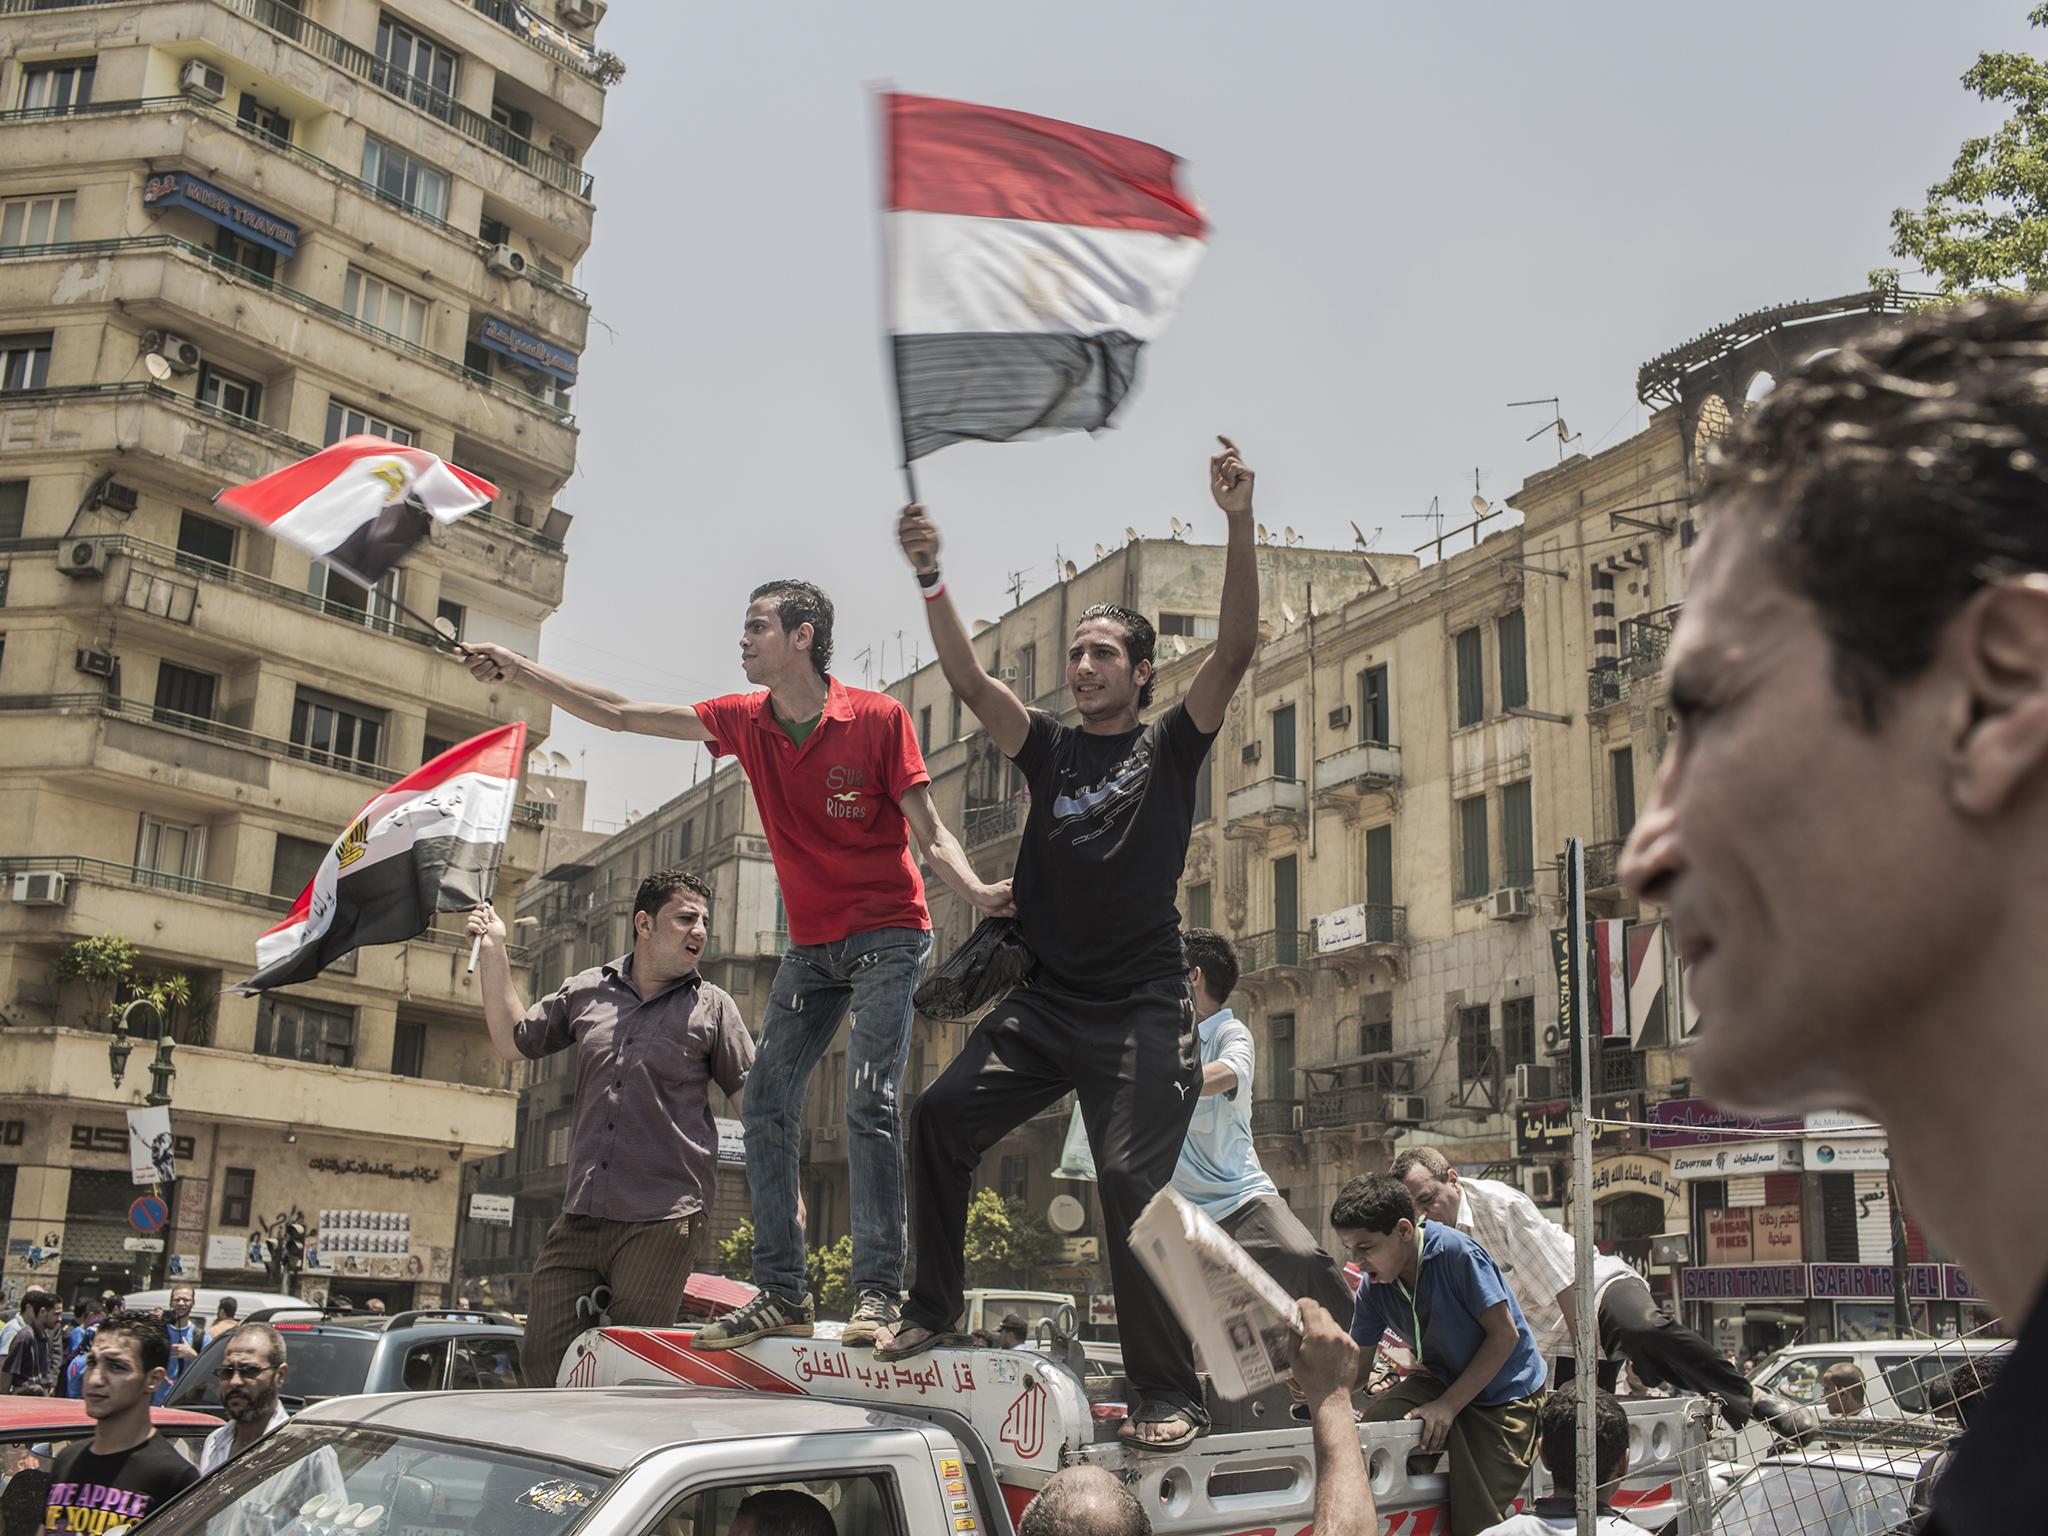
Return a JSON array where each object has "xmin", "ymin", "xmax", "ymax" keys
[
  {"xmin": 691, "ymin": 1289, "xmax": 813, "ymax": 1351},
  {"xmin": 840, "ymin": 1291, "xmax": 901, "ymax": 1348}
]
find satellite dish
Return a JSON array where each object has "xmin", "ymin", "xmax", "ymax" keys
[
  {"xmin": 1556, "ymin": 418, "xmax": 1572, "ymax": 441},
  {"xmin": 1283, "ymin": 526, "xmax": 1299, "ymax": 546},
  {"xmin": 1350, "ymin": 519, "xmax": 1369, "ymax": 549},
  {"xmin": 1281, "ymin": 601, "xmax": 1299, "ymax": 626},
  {"xmin": 1170, "ymin": 517, "xmax": 1185, "ymax": 538},
  {"xmin": 548, "ymin": 750, "xmax": 571, "ymax": 773},
  {"xmin": 1063, "ymin": 560, "xmax": 1078, "ymax": 580},
  {"xmin": 1362, "ymin": 555, "xmax": 1385, "ymax": 590},
  {"xmin": 1171, "ymin": 635, "xmax": 1189, "ymax": 656},
  {"xmin": 1124, "ymin": 526, "xmax": 1139, "ymax": 543},
  {"xmin": 1093, "ymin": 543, "xmax": 1105, "ymax": 562},
  {"xmin": 1047, "ymin": 1194, "xmax": 1086, "ymax": 1235},
  {"xmin": 142, "ymin": 352, "xmax": 173, "ymax": 382},
  {"xmin": 432, "ymin": 615, "xmax": 461, "ymax": 645},
  {"xmin": 1256, "ymin": 523, "xmax": 1271, "ymax": 544},
  {"xmin": 1470, "ymin": 494, "xmax": 1490, "ymax": 517}
]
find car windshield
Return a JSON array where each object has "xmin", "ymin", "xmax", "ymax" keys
[
  {"xmin": 1713, "ymin": 1462, "xmax": 1915, "ymax": 1536},
  {"xmin": 165, "ymin": 1330, "xmax": 378, "ymax": 1409},
  {"xmin": 145, "ymin": 1423, "xmax": 616, "ymax": 1536}
]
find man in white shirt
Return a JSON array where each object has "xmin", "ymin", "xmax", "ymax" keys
[
  {"xmin": 1171, "ymin": 929, "xmax": 1353, "ymax": 1318},
  {"xmin": 1476, "ymin": 1387, "xmax": 1640, "ymax": 1536},
  {"xmin": 199, "ymin": 1323, "xmax": 345, "ymax": 1529},
  {"xmin": 1394, "ymin": 1147, "xmax": 1761, "ymax": 1427}
]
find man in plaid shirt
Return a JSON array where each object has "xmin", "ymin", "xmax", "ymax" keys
[{"xmin": 1395, "ymin": 1147, "xmax": 1760, "ymax": 1426}]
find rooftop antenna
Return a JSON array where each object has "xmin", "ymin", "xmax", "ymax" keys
[
  {"xmin": 1405, "ymin": 495, "xmax": 1446, "ymax": 564},
  {"xmin": 1509, "ymin": 396, "xmax": 1581, "ymax": 462},
  {"xmin": 852, "ymin": 644, "xmax": 873, "ymax": 690},
  {"xmin": 1005, "ymin": 570, "xmax": 1025, "ymax": 610}
]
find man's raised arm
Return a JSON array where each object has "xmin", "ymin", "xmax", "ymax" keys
[
  {"xmin": 1183, "ymin": 436, "xmax": 1259, "ymax": 735},
  {"xmin": 458, "ymin": 642, "xmax": 712, "ymax": 741},
  {"xmin": 897, "ymin": 506, "xmax": 1031, "ymax": 757}
]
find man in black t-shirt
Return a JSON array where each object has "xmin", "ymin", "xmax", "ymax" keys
[
  {"xmin": 1615, "ymin": 296, "xmax": 2048, "ymax": 1533},
  {"xmin": 883, "ymin": 438, "xmax": 1260, "ymax": 1452},
  {"xmin": 44, "ymin": 1310, "xmax": 199, "ymax": 1532}
]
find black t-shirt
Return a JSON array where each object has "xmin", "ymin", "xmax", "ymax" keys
[
  {"xmin": 45, "ymin": 1431, "xmax": 200, "ymax": 1533},
  {"xmin": 1922, "ymin": 1283, "xmax": 2042, "ymax": 1533},
  {"xmin": 1010, "ymin": 703, "xmax": 1217, "ymax": 993}
]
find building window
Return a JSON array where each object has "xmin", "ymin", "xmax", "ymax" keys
[
  {"xmin": 1457, "ymin": 793, "xmax": 1490, "ymax": 900},
  {"xmin": 479, "ymin": 214, "xmax": 511, "ymax": 248},
  {"xmin": 152, "ymin": 661, "xmax": 217, "ymax": 724},
  {"xmin": 309, "ymin": 563, "xmax": 405, "ymax": 630},
  {"xmin": 256, "ymin": 996, "xmax": 356, "ymax": 1068},
  {"xmin": 919, "ymin": 705, "xmax": 931, "ymax": 753},
  {"xmin": 373, "ymin": 12, "xmax": 459, "ymax": 111},
  {"xmin": 544, "ymin": 1118, "xmax": 572, "ymax": 1167},
  {"xmin": 1271, "ymin": 703, "xmax": 1297, "ymax": 781},
  {"xmin": 1158, "ymin": 612, "xmax": 1220, "ymax": 641},
  {"xmin": 950, "ymin": 695, "xmax": 962, "ymax": 742},
  {"xmin": 1498, "ymin": 607, "xmax": 1528, "ymax": 711},
  {"xmin": 0, "ymin": 193, "xmax": 73, "ymax": 249},
  {"xmin": 1185, "ymin": 880, "xmax": 1211, "ymax": 931},
  {"xmin": 421, "ymin": 732, "xmax": 456, "ymax": 764},
  {"xmin": 197, "ymin": 363, "xmax": 263, "ymax": 422},
  {"xmin": 176, "ymin": 510, "xmax": 235, "ymax": 571},
  {"xmin": 1192, "ymin": 751, "xmax": 1212, "ymax": 823},
  {"xmin": 1502, "ymin": 996, "xmax": 1536, "ymax": 1071},
  {"xmin": 1270, "ymin": 1012, "xmax": 1295, "ymax": 1099},
  {"xmin": 392, "ymin": 1017, "xmax": 426, "ymax": 1078},
  {"xmin": 1454, "ymin": 626, "xmax": 1484, "ymax": 727},
  {"xmin": 220, "ymin": 1167, "xmax": 255, "ymax": 1227},
  {"xmin": 999, "ymin": 1154, "xmax": 1029, "ymax": 1202},
  {"xmin": 20, "ymin": 59, "xmax": 94, "ymax": 112},
  {"xmin": 290, "ymin": 687, "xmax": 384, "ymax": 768},
  {"xmin": 0, "ymin": 333, "xmax": 52, "ymax": 392},
  {"xmin": 136, "ymin": 815, "xmax": 205, "ymax": 886},
  {"xmin": 1502, "ymin": 779, "xmax": 1534, "ymax": 889},
  {"xmin": 679, "ymin": 819, "xmax": 694, "ymax": 858},
  {"xmin": 325, "ymin": 399, "xmax": 415, "ymax": 446},
  {"xmin": 270, "ymin": 833, "xmax": 326, "ymax": 900},
  {"xmin": 1457, "ymin": 1003, "xmax": 1497, "ymax": 1092},
  {"xmin": 236, "ymin": 92, "xmax": 291, "ymax": 146},
  {"xmin": 1014, "ymin": 643, "xmax": 1036, "ymax": 702},
  {"xmin": 1612, "ymin": 747, "xmax": 1637, "ymax": 840},
  {"xmin": 0, "ymin": 481, "xmax": 25, "ymax": 541},
  {"xmin": 343, "ymin": 267, "xmax": 429, "ymax": 346},
  {"xmin": 211, "ymin": 222, "xmax": 277, "ymax": 283},
  {"xmin": 1358, "ymin": 664, "xmax": 1390, "ymax": 744},
  {"xmin": 434, "ymin": 598, "xmax": 465, "ymax": 641},
  {"xmin": 362, "ymin": 135, "xmax": 450, "ymax": 222},
  {"xmin": 1360, "ymin": 991, "xmax": 1393, "ymax": 1056}
]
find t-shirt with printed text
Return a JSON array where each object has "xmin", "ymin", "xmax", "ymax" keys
[
  {"xmin": 1010, "ymin": 703, "xmax": 1217, "ymax": 994},
  {"xmin": 45, "ymin": 1432, "xmax": 199, "ymax": 1534},
  {"xmin": 694, "ymin": 677, "xmax": 930, "ymax": 944}
]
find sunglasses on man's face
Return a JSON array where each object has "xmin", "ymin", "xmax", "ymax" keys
[{"xmin": 213, "ymin": 1363, "xmax": 274, "ymax": 1382}]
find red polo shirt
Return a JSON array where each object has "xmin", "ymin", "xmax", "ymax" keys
[{"xmin": 693, "ymin": 677, "xmax": 931, "ymax": 944}]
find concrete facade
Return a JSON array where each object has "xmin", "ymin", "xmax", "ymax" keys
[{"xmin": 0, "ymin": 0, "xmax": 608, "ymax": 1308}]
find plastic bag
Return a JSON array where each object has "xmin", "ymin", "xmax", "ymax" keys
[{"xmin": 913, "ymin": 917, "xmax": 1036, "ymax": 1020}]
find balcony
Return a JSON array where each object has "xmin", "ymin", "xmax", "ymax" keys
[
  {"xmin": 1224, "ymin": 777, "xmax": 1307, "ymax": 842},
  {"xmin": 1236, "ymin": 928, "xmax": 1314, "ymax": 982},
  {"xmin": 1577, "ymin": 839, "xmax": 1625, "ymax": 894},
  {"xmin": 1249, "ymin": 1098, "xmax": 1302, "ymax": 1138},
  {"xmin": 1303, "ymin": 1055, "xmax": 1419, "ymax": 1132},
  {"xmin": 1310, "ymin": 903, "xmax": 1409, "ymax": 980},
  {"xmin": 0, "ymin": 1026, "xmax": 516, "ymax": 1154},
  {"xmin": 1312, "ymin": 742, "xmax": 1402, "ymax": 816},
  {"xmin": 1587, "ymin": 622, "xmax": 1672, "ymax": 713},
  {"xmin": 753, "ymin": 929, "xmax": 791, "ymax": 957},
  {"xmin": 964, "ymin": 799, "xmax": 1025, "ymax": 850}
]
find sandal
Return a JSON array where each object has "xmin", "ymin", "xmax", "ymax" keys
[{"xmin": 1117, "ymin": 1399, "xmax": 1210, "ymax": 1453}]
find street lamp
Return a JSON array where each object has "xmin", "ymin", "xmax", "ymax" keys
[{"xmin": 109, "ymin": 999, "xmax": 176, "ymax": 1105}]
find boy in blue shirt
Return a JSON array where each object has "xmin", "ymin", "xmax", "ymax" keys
[{"xmin": 1332, "ymin": 1173, "xmax": 1545, "ymax": 1536}]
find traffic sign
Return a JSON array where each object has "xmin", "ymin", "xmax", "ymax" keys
[
  {"xmin": 128, "ymin": 1195, "xmax": 170, "ymax": 1234},
  {"xmin": 124, "ymin": 1237, "xmax": 165, "ymax": 1253}
]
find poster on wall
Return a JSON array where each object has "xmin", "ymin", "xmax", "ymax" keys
[
  {"xmin": 206, "ymin": 1235, "xmax": 252, "ymax": 1271},
  {"xmin": 1754, "ymin": 1204, "xmax": 1804, "ymax": 1263},
  {"xmin": 1705, "ymin": 1207, "xmax": 1755, "ymax": 1264},
  {"xmin": 127, "ymin": 1107, "xmax": 176, "ymax": 1184}
]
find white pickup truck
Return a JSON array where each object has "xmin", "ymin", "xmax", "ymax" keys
[{"xmin": 144, "ymin": 1325, "xmax": 1718, "ymax": 1536}]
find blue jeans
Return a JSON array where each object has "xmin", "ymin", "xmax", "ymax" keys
[{"xmin": 743, "ymin": 925, "xmax": 932, "ymax": 1299}]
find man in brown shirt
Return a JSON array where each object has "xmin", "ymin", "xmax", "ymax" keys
[{"xmin": 471, "ymin": 867, "xmax": 753, "ymax": 1386}]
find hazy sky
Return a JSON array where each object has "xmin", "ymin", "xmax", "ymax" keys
[{"xmin": 541, "ymin": 0, "xmax": 2029, "ymax": 826}]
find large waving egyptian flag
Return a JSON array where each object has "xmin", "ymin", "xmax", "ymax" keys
[
  {"xmin": 885, "ymin": 93, "xmax": 1207, "ymax": 461},
  {"xmin": 215, "ymin": 436, "xmax": 497, "ymax": 589},
  {"xmin": 237, "ymin": 724, "xmax": 526, "ymax": 993}
]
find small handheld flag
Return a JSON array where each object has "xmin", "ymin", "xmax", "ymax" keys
[
  {"xmin": 883, "ymin": 92, "xmax": 1207, "ymax": 467},
  {"xmin": 236, "ymin": 723, "xmax": 527, "ymax": 993}
]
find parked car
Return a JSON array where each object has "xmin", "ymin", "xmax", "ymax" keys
[
  {"xmin": 124, "ymin": 1287, "xmax": 304, "ymax": 1318},
  {"xmin": 161, "ymin": 1306, "xmax": 526, "ymax": 1416},
  {"xmin": 1709, "ymin": 1420, "xmax": 1954, "ymax": 1536}
]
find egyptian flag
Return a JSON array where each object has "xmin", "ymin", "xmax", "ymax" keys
[
  {"xmin": 1590, "ymin": 919, "xmax": 1628, "ymax": 1038},
  {"xmin": 237, "ymin": 724, "xmax": 526, "ymax": 993},
  {"xmin": 885, "ymin": 92, "xmax": 1207, "ymax": 461},
  {"xmin": 215, "ymin": 436, "xmax": 497, "ymax": 588},
  {"xmin": 1626, "ymin": 921, "xmax": 1668, "ymax": 1048}
]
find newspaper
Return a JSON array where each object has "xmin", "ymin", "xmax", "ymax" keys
[{"xmin": 1129, "ymin": 1188, "xmax": 1303, "ymax": 1400}]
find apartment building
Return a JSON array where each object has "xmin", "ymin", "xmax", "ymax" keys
[{"xmin": 0, "ymin": 0, "xmax": 608, "ymax": 1310}]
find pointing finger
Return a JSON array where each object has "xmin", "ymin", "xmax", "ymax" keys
[{"xmin": 1216, "ymin": 434, "xmax": 1240, "ymax": 457}]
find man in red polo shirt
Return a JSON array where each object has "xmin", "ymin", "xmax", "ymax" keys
[{"xmin": 462, "ymin": 580, "xmax": 1011, "ymax": 1348}]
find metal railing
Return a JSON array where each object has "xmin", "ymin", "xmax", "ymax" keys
[
  {"xmin": 964, "ymin": 799, "xmax": 1024, "ymax": 848},
  {"xmin": 1249, "ymin": 1098, "xmax": 1300, "ymax": 1138},
  {"xmin": 0, "ymin": 237, "xmax": 575, "ymax": 422},
  {"xmin": 0, "ymin": 692, "xmax": 395, "ymax": 784},
  {"xmin": 1238, "ymin": 928, "xmax": 1314, "ymax": 972},
  {"xmin": 1315, "ymin": 904, "xmax": 1408, "ymax": 951},
  {"xmin": 754, "ymin": 929, "xmax": 791, "ymax": 956},
  {"xmin": 0, "ymin": 854, "xmax": 290, "ymax": 914},
  {"xmin": 468, "ymin": 0, "xmax": 605, "ymax": 81},
  {"xmin": 1304, "ymin": 1085, "xmax": 1388, "ymax": 1130},
  {"xmin": 1587, "ymin": 622, "xmax": 1672, "ymax": 712},
  {"xmin": 121, "ymin": 533, "xmax": 445, "ymax": 644}
]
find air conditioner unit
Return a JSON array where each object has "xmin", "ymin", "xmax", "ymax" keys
[
  {"xmin": 1327, "ymin": 704, "xmax": 1352, "ymax": 731},
  {"xmin": 557, "ymin": 0, "xmax": 600, "ymax": 26},
  {"xmin": 180, "ymin": 59, "xmax": 227, "ymax": 103},
  {"xmin": 98, "ymin": 481, "xmax": 139, "ymax": 514},
  {"xmin": 11, "ymin": 872, "xmax": 68, "ymax": 907},
  {"xmin": 74, "ymin": 648, "xmax": 115, "ymax": 679},
  {"xmin": 999, "ymin": 666, "xmax": 1018, "ymax": 682},
  {"xmin": 485, "ymin": 243, "xmax": 528, "ymax": 279},
  {"xmin": 1521, "ymin": 1164, "xmax": 1558, "ymax": 1204},
  {"xmin": 1513, "ymin": 1063, "xmax": 1555, "ymax": 1101},
  {"xmin": 59, "ymin": 539, "xmax": 109, "ymax": 578},
  {"xmin": 1485, "ymin": 886, "xmax": 1532, "ymax": 921},
  {"xmin": 1240, "ymin": 741, "xmax": 1262, "ymax": 766},
  {"xmin": 143, "ymin": 331, "xmax": 202, "ymax": 374},
  {"xmin": 1384, "ymin": 1094, "xmax": 1426, "ymax": 1124}
]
